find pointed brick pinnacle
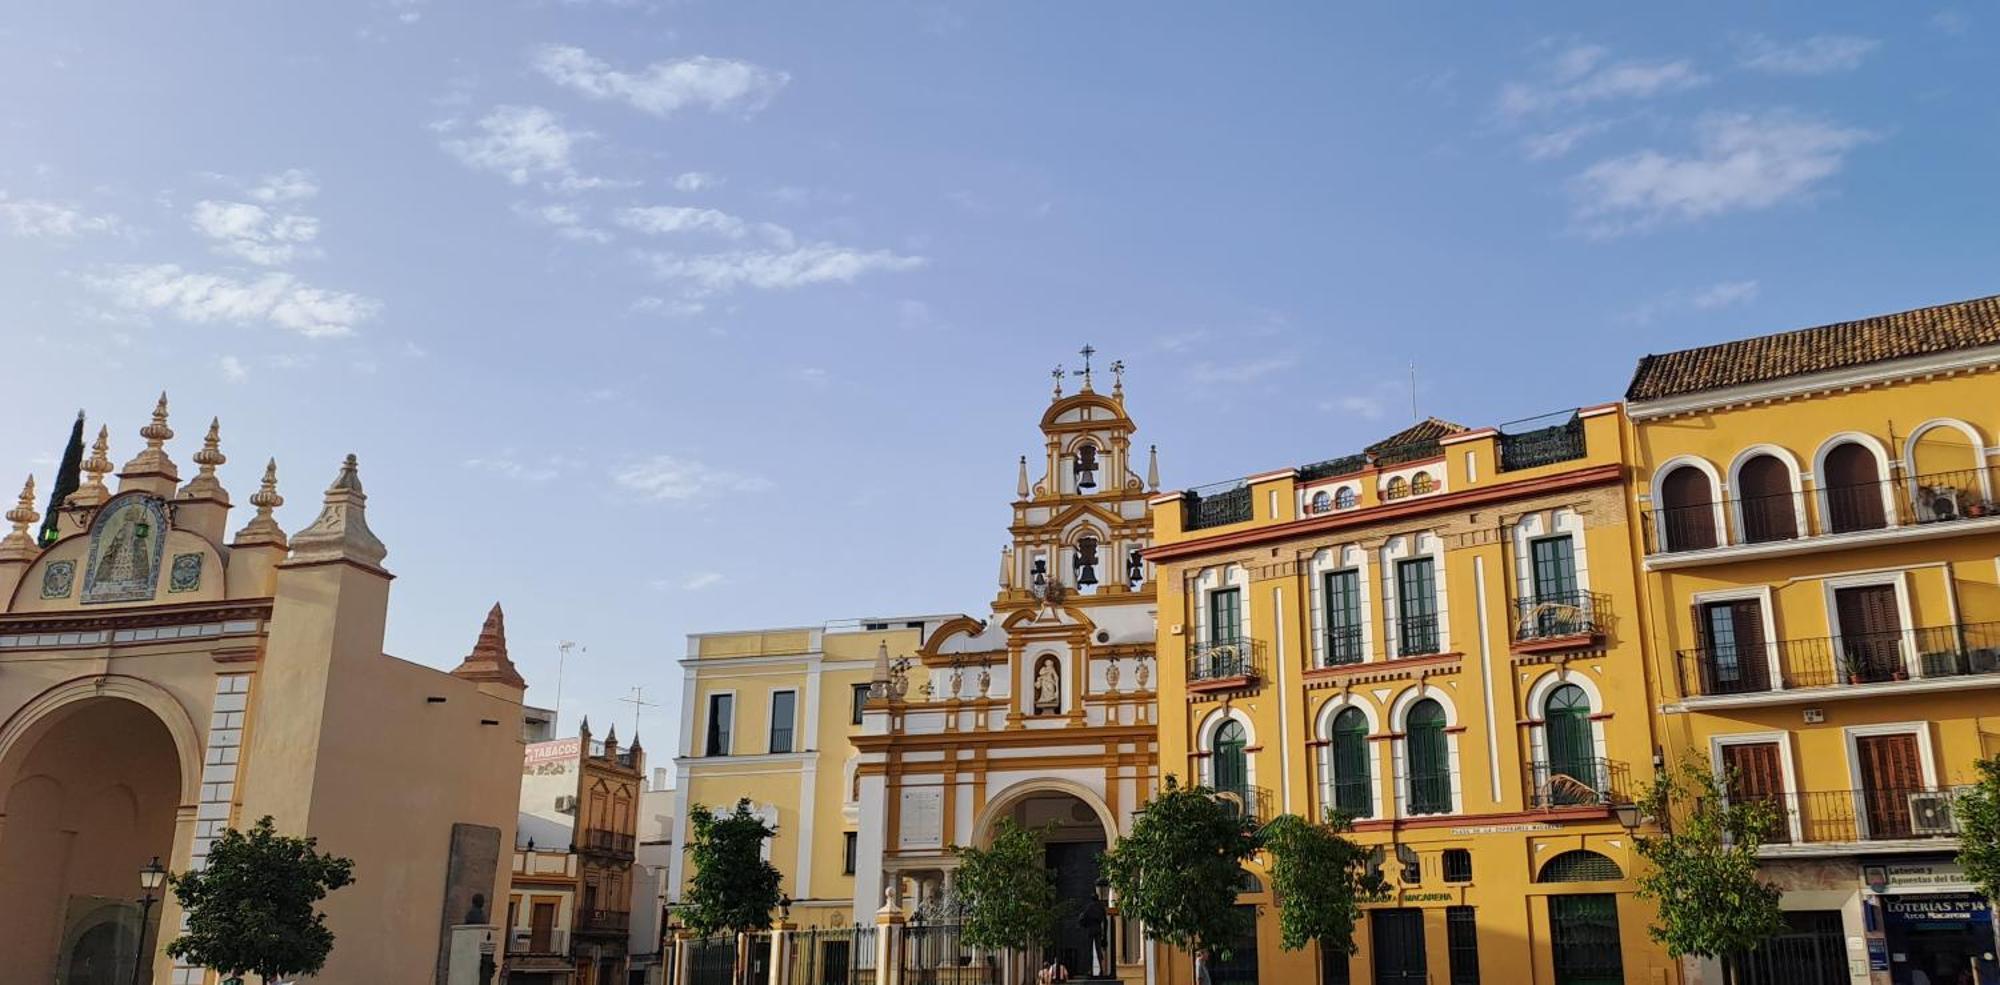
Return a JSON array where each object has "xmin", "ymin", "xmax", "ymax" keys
[{"xmin": 450, "ymin": 601, "xmax": 525, "ymax": 689}]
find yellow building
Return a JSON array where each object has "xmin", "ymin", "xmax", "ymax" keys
[
  {"xmin": 669, "ymin": 616, "xmax": 959, "ymax": 926},
  {"xmin": 1626, "ymin": 294, "xmax": 2000, "ymax": 985},
  {"xmin": 0, "ymin": 397, "xmax": 529, "ymax": 984},
  {"xmin": 1148, "ymin": 406, "xmax": 1679, "ymax": 985}
]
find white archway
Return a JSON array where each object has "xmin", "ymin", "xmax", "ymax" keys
[{"xmin": 971, "ymin": 777, "xmax": 1119, "ymax": 846}]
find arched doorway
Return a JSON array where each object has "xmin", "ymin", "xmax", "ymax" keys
[
  {"xmin": 0, "ymin": 696, "xmax": 184, "ymax": 984},
  {"xmin": 976, "ymin": 786, "xmax": 1115, "ymax": 977}
]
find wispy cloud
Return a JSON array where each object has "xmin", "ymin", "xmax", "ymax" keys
[
  {"xmin": 672, "ymin": 171, "xmax": 719, "ymax": 192},
  {"xmin": 1737, "ymin": 34, "xmax": 1880, "ymax": 75},
  {"xmin": 1931, "ymin": 9, "xmax": 1970, "ymax": 34},
  {"xmin": 1186, "ymin": 356, "xmax": 1297, "ymax": 385},
  {"xmin": 219, "ymin": 354, "xmax": 249, "ymax": 382},
  {"xmin": 1521, "ymin": 122, "xmax": 1610, "ymax": 161},
  {"xmin": 1571, "ymin": 111, "xmax": 1872, "ymax": 236},
  {"xmin": 617, "ymin": 205, "xmax": 753, "ymax": 239},
  {"xmin": 532, "ymin": 44, "xmax": 789, "ymax": 117},
  {"xmin": 612, "ymin": 455, "xmax": 772, "ymax": 502},
  {"xmin": 439, "ymin": 105, "xmax": 602, "ymax": 189},
  {"xmin": 464, "ymin": 452, "xmax": 580, "ymax": 482},
  {"xmin": 637, "ymin": 244, "xmax": 925, "ymax": 297},
  {"xmin": 84, "ymin": 263, "xmax": 380, "ymax": 338},
  {"xmin": 1625, "ymin": 278, "xmax": 1762, "ymax": 324},
  {"xmin": 0, "ymin": 192, "xmax": 124, "ymax": 239},
  {"xmin": 678, "ymin": 572, "xmax": 726, "ymax": 591},
  {"xmin": 514, "ymin": 202, "xmax": 612, "ymax": 242},
  {"xmin": 191, "ymin": 199, "xmax": 321, "ymax": 265},
  {"xmin": 1499, "ymin": 42, "xmax": 1706, "ymax": 119},
  {"xmin": 248, "ymin": 168, "xmax": 320, "ymax": 204},
  {"xmin": 1690, "ymin": 279, "xmax": 1760, "ymax": 309}
]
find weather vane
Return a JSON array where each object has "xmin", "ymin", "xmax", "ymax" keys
[
  {"xmin": 1109, "ymin": 359, "xmax": 1125, "ymax": 393},
  {"xmin": 1051, "ymin": 364, "xmax": 1065, "ymax": 399}
]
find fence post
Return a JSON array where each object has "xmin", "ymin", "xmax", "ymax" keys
[
  {"xmin": 769, "ymin": 918, "xmax": 793, "ymax": 985},
  {"xmin": 874, "ymin": 888, "xmax": 906, "ymax": 985},
  {"xmin": 672, "ymin": 930, "xmax": 695, "ymax": 985}
]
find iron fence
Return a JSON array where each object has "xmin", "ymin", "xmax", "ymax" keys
[
  {"xmin": 688, "ymin": 935, "xmax": 737, "ymax": 985},
  {"xmin": 900, "ymin": 923, "xmax": 999, "ymax": 985},
  {"xmin": 1731, "ymin": 786, "xmax": 1967, "ymax": 844},
  {"xmin": 1498, "ymin": 416, "xmax": 1587, "ymax": 472},
  {"xmin": 1183, "ymin": 482, "xmax": 1253, "ymax": 530},
  {"xmin": 789, "ymin": 926, "xmax": 877, "ymax": 985}
]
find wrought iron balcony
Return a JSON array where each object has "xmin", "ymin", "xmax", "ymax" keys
[
  {"xmin": 506, "ymin": 928, "xmax": 569, "ymax": 955},
  {"xmin": 1183, "ymin": 482, "xmax": 1253, "ymax": 530},
  {"xmin": 1498, "ymin": 415, "xmax": 1588, "ymax": 472},
  {"xmin": 1395, "ymin": 613, "xmax": 1441, "ymax": 657},
  {"xmin": 1211, "ymin": 784, "xmax": 1274, "ymax": 824},
  {"xmin": 1187, "ymin": 637, "xmax": 1267, "ymax": 687},
  {"xmin": 1643, "ymin": 464, "xmax": 2000, "ymax": 555},
  {"xmin": 1526, "ymin": 759, "xmax": 1632, "ymax": 810},
  {"xmin": 1509, "ymin": 590, "xmax": 1609, "ymax": 647},
  {"xmin": 576, "ymin": 908, "xmax": 631, "ymax": 935},
  {"xmin": 1725, "ymin": 787, "xmax": 1967, "ymax": 844},
  {"xmin": 579, "ymin": 829, "xmax": 637, "ymax": 857},
  {"xmin": 1676, "ymin": 621, "xmax": 2000, "ymax": 697},
  {"xmin": 1319, "ymin": 625, "xmax": 1365, "ymax": 667}
]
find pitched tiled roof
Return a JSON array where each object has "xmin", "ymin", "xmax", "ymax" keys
[
  {"xmin": 1626, "ymin": 294, "xmax": 2000, "ymax": 402},
  {"xmin": 1367, "ymin": 417, "xmax": 1468, "ymax": 453}
]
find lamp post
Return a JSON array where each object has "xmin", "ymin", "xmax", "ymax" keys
[
  {"xmin": 132, "ymin": 855, "xmax": 166, "ymax": 985},
  {"xmin": 1613, "ymin": 802, "xmax": 1643, "ymax": 833}
]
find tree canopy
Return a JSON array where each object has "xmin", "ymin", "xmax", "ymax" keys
[
  {"xmin": 680, "ymin": 799, "xmax": 784, "ymax": 938},
  {"xmin": 1954, "ymin": 755, "xmax": 2000, "ymax": 903},
  {"xmin": 1632, "ymin": 756, "xmax": 1785, "ymax": 963},
  {"xmin": 1100, "ymin": 777, "xmax": 1260, "ymax": 958},
  {"xmin": 1262, "ymin": 811, "xmax": 1381, "ymax": 955},
  {"xmin": 165, "ymin": 815, "xmax": 356, "ymax": 983},
  {"xmin": 952, "ymin": 819, "xmax": 1064, "ymax": 958}
]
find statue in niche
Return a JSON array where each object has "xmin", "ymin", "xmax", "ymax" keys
[{"xmin": 1033, "ymin": 655, "xmax": 1062, "ymax": 714}]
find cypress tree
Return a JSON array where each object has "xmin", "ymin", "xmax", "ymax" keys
[{"xmin": 39, "ymin": 410, "xmax": 84, "ymax": 546}]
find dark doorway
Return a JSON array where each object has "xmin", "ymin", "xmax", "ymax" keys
[
  {"xmin": 1045, "ymin": 839, "xmax": 1108, "ymax": 977},
  {"xmin": 1549, "ymin": 894, "xmax": 1624, "ymax": 985},
  {"xmin": 1857, "ymin": 732, "xmax": 1924, "ymax": 839},
  {"xmin": 1836, "ymin": 585, "xmax": 1905, "ymax": 683},
  {"xmin": 1370, "ymin": 908, "xmax": 1427, "ymax": 985},
  {"xmin": 1737, "ymin": 455, "xmax": 1798, "ymax": 542},
  {"xmin": 1697, "ymin": 599, "xmax": 1770, "ymax": 693},
  {"xmin": 1732, "ymin": 910, "xmax": 1847, "ymax": 985},
  {"xmin": 1209, "ymin": 905, "xmax": 1260, "ymax": 985}
]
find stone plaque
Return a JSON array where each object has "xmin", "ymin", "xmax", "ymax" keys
[{"xmin": 899, "ymin": 788, "xmax": 943, "ymax": 849}]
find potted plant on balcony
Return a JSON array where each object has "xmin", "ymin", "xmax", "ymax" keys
[{"xmin": 1839, "ymin": 653, "xmax": 1865, "ymax": 686}]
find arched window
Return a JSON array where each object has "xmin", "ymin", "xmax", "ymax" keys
[
  {"xmin": 1074, "ymin": 536, "xmax": 1100, "ymax": 590},
  {"xmin": 1909, "ymin": 422, "xmax": 1982, "ymax": 478},
  {"xmin": 1658, "ymin": 465, "xmax": 1718, "ymax": 550},
  {"xmin": 1213, "ymin": 720, "xmax": 1248, "ymax": 799},
  {"xmin": 1736, "ymin": 454, "xmax": 1797, "ymax": 543},
  {"xmin": 1384, "ymin": 476, "xmax": 1410, "ymax": 501},
  {"xmin": 1335, "ymin": 487, "xmax": 1358, "ymax": 509},
  {"xmin": 1542, "ymin": 684, "xmax": 1598, "ymax": 806},
  {"xmin": 1823, "ymin": 443, "xmax": 1887, "ymax": 532},
  {"xmin": 1538, "ymin": 849, "xmax": 1623, "ymax": 883},
  {"xmin": 1405, "ymin": 699, "xmax": 1450, "ymax": 815},
  {"xmin": 1310, "ymin": 490, "xmax": 1332, "ymax": 514},
  {"xmin": 1073, "ymin": 442, "xmax": 1099, "ymax": 491},
  {"xmin": 1411, "ymin": 471, "xmax": 1436, "ymax": 495},
  {"xmin": 1329, "ymin": 708, "xmax": 1371, "ymax": 818}
]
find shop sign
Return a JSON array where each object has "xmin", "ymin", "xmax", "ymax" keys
[
  {"xmin": 1448, "ymin": 822, "xmax": 1559, "ymax": 835},
  {"xmin": 1881, "ymin": 894, "xmax": 1991, "ymax": 921},
  {"xmin": 1863, "ymin": 860, "xmax": 1970, "ymax": 892},
  {"xmin": 1402, "ymin": 892, "xmax": 1454, "ymax": 903}
]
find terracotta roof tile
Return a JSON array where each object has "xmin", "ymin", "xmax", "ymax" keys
[
  {"xmin": 1367, "ymin": 417, "xmax": 1468, "ymax": 452},
  {"xmin": 1626, "ymin": 294, "xmax": 2000, "ymax": 402}
]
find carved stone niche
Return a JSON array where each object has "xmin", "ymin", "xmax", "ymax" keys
[{"xmin": 1031, "ymin": 654, "xmax": 1062, "ymax": 715}]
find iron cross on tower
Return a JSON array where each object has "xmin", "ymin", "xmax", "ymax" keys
[{"xmin": 1073, "ymin": 344, "xmax": 1096, "ymax": 389}]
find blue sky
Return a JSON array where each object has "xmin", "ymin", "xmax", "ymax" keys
[{"xmin": 3, "ymin": 2, "xmax": 1996, "ymax": 751}]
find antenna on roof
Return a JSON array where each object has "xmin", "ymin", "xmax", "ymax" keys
[{"xmin": 1409, "ymin": 361, "xmax": 1419, "ymax": 422}]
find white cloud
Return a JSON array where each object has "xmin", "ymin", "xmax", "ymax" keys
[
  {"xmin": 514, "ymin": 202, "xmax": 612, "ymax": 242},
  {"xmin": 612, "ymin": 455, "xmax": 772, "ymax": 502},
  {"xmin": 1691, "ymin": 279, "xmax": 1760, "ymax": 309},
  {"xmin": 440, "ymin": 105, "xmax": 592, "ymax": 187},
  {"xmin": 616, "ymin": 205, "xmax": 752, "ymax": 239},
  {"xmin": 1931, "ymin": 9, "xmax": 1970, "ymax": 35},
  {"xmin": 248, "ymin": 168, "xmax": 320, "ymax": 203},
  {"xmin": 85, "ymin": 263, "xmax": 380, "ymax": 338},
  {"xmin": 1499, "ymin": 43, "xmax": 1706, "ymax": 118},
  {"xmin": 1737, "ymin": 34, "xmax": 1880, "ymax": 75},
  {"xmin": 0, "ymin": 193, "xmax": 123, "ymax": 238},
  {"xmin": 638, "ymin": 244, "xmax": 925, "ymax": 296},
  {"xmin": 464, "ymin": 453, "xmax": 578, "ymax": 482},
  {"xmin": 532, "ymin": 44, "xmax": 789, "ymax": 117},
  {"xmin": 1330, "ymin": 394, "xmax": 1387, "ymax": 420},
  {"xmin": 1521, "ymin": 122, "xmax": 1609, "ymax": 161},
  {"xmin": 219, "ymin": 355, "xmax": 249, "ymax": 382},
  {"xmin": 191, "ymin": 199, "xmax": 322, "ymax": 265},
  {"xmin": 673, "ymin": 171, "xmax": 719, "ymax": 192},
  {"xmin": 631, "ymin": 295, "xmax": 707, "ymax": 318},
  {"xmin": 1187, "ymin": 356, "xmax": 1296, "ymax": 384},
  {"xmin": 679, "ymin": 572, "xmax": 726, "ymax": 591},
  {"xmin": 1571, "ymin": 111, "xmax": 1873, "ymax": 235}
]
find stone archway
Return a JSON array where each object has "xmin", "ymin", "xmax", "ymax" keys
[
  {"xmin": 0, "ymin": 694, "xmax": 187, "ymax": 984},
  {"xmin": 974, "ymin": 782, "xmax": 1118, "ymax": 978}
]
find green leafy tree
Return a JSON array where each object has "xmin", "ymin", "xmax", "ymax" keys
[
  {"xmin": 1633, "ymin": 756, "xmax": 1785, "ymax": 983},
  {"xmin": 1101, "ymin": 777, "xmax": 1260, "ymax": 973},
  {"xmin": 952, "ymin": 819, "xmax": 1063, "ymax": 982},
  {"xmin": 681, "ymin": 799, "xmax": 783, "ymax": 940},
  {"xmin": 1262, "ymin": 811, "xmax": 1382, "ymax": 956},
  {"xmin": 165, "ymin": 815, "xmax": 356, "ymax": 984},
  {"xmin": 1954, "ymin": 755, "xmax": 2000, "ymax": 902}
]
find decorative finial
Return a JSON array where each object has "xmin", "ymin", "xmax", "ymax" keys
[
  {"xmin": 1110, "ymin": 360, "xmax": 1125, "ymax": 399},
  {"xmin": 285, "ymin": 453, "xmax": 387, "ymax": 568},
  {"xmin": 1050, "ymin": 365, "xmax": 1064, "ymax": 400},
  {"xmin": 179, "ymin": 417, "xmax": 230, "ymax": 502},
  {"xmin": 66, "ymin": 426, "xmax": 114, "ymax": 510},
  {"xmin": 1147, "ymin": 444, "xmax": 1159, "ymax": 491},
  {"xmin": 1073, "ymin": 344, "xmax": 1096, "ymax": 391},
  {"xmin": 232, "ymin": 459, "xmax": 288, "ymax": 547},
  {"xmin": 1017, "ymin": 455, "xmax": 1030, "ymax": 498},
  {"xmin": 118, "ymin": 392, "xmax": 180, "ymax": 483},
  {"xmin": 1, "ymin": 475, "xmax": 39, "ymax": 559},
  {"xmin": 141, "ymin": 392, "xmax": 173, "ymax": 448},
  {"xmin": 999, "ymin": 544, "xmax": 1014, "ymax": 589}
]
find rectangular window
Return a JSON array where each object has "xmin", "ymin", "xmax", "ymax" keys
[
  {"xmin": 1697, "ymin": 599, "xmax": 1769, "ymax": 693},
  {"xmin": 1396, "ymin": 558, "xmax": 1439, "ymax": 656},
  {"xmin": 1323, "ymin": 570, "xmax": 1362, "ymax": 665},
  {"xmin": 1442, "ymin": 848, "xmax": 1473, "ymax": 883},
  {"xmin": 852, "ymin": 683, "xmax": 871, "ymax": 725},
  {"xmin": 1529, "ymin": 536, "xmax": 1578, "ymax": 599},
  {"xmin": 768, "ymin": 690, "xmax": 796, "ymax": 754},
  {"xmin": 1446, "ymin": 906, "xmax": 1481, "ymax": 985},
  {"xmin": 704, "ymin": 693, "xmax": 733, "ymax": 756},
  {"xmin": 843, "ymin": 831, "xmax": 858, "ymax": 875},
  {"xmin": 1209, "ymin": 587, "xmax": 1242, "ymax": 643}
]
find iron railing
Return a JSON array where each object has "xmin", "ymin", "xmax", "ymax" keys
[
  {"xmin": 1499, "ymin": 416, "xmax": 1587, "ymax": 472},
  {"xmin": 1728, "ymin": 786, "xmax": 1967, "ymax": 844},
  {"xmin": 1404, "ymin": 768, "xmax": 1455, "ymax": 816},
  {"xmin": 688, "ymin": 934, "xmax": 737, "ymax": 985},
  {"xmin": 576, "ymin": 908, "xmax": 630, "ymax": 934},
  {"xmin": 505, "ymin": 928, "xmax": 569, "ymax": 954},
  {"xmin": 1509, "ymin": 590, "xmax": 1610, "ymax": 644},
  {"xmin": 789, "ymin": 925, "xmax": 878, "ymax": 985},
  {"xmin": 1188, "ymin": 637, "xmax": 1268, "ymax": 683},
  {"xmin": 1526, "ymin": 758, "xmax": 1632, "ymax": 809},
  {"xmin": 1677, "ymin": 621, "xmax": 2000, "ymax": 696},
  {"xmin": 1212, "ymin": 784, "xmax": 1275, "ymax": 824},
  {"xmin": 1183, "ymin": 482, "xmax": 1253, "ymax": 530},
  {"xmin": 1320, "ymin": 625, "xmax": 1365, "ymax": 666},
  {"xmin": 1396, "ymin": 613, "xmax": 1441, "ymax": 657},
  {"xmin": 1643, "ymin": 464, "xmax": 2000, "ymax": 555},
  {"xmin": 1298, "ymin": 453, "xmax": 1370, "ymax": 482},
  {"xmin": 1371, "ymin": 439, "xmax": 1444, "ymax": 468},
  {"xmin": 580, "ymin": 829, "xmax": 637, "ymax": 856},
  {"xmin": 901, "ymin": 922, "xmax": 999, "ymax": 985}
]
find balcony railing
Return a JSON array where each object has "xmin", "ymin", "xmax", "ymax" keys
[
  {"xmin": 1320, "ymin": 625, "xmax": 1365, "ymax": 667},
  {"xmin": 1298, "ymin": 453, "xmax": 1370, "ymax": 482},
  {"xmin": 1728, "ymin": 787, "xmax": 1967, "ymax": 844},
  {"xmin": 1396, "ymin": 613, "xmax": 1441, "ymax": 657},
  {"xmin": 507, "ymin": 928, "xmax": 570, "ymax": 955},
  {"xmin": 1371, "ymin": 439, "xmax": 1444, "ymax": 468},
  {"xmin": 1403, "ymin": 768, "xmax": 1454, "ymax": 816},
  {"xmin": 576, "ymin": 909, "xmax": 631, "ymax": 935},
  {"xmin": 1510, "ymin": 590, "xmax": 1610, "ymax": 645},
  {"xmin": 1183, "ymin": 482, "xmax": 1253, "ymax": 530},
  {"xmin": 580, "ymin": 829, "xmax": 637, "ymax": 856},
  {"xmin": 1677, "ymin": 621, "xmax": 2000, "ymax": 697},
  {"xmin": 1526, "ymin": 759, "xmax": 1632, "ymax": 810},
  {"xmin": 1499, "ymin": 416, "xmax": 1587, "ymax": 472},
  {"xmin": 1211, "ymin": 785, "xmax": 1274, "ymax": 824},
  {"xmin": 1643, "ymin": 465, "xmax": 2000, "ymax": 555},
  {"xmin": 1188, "ymin": 637, "xmax": 1268, "ymax": 685}
]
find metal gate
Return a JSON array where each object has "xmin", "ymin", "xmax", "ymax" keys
[
  {"xmin": 1369, "ymin": 908, "xmax": 1427, "ymax": 985},
  {"xmin": 689, "ymin": 935, "xmax": 737, "ymax": 985},
  {"xmin": 1731, "ymin": 912, "xmax": 1847, "ymax": 985},
  {"xmin": 1549, "ymin": 895, "xmax": 1623, "ymax": 985}
]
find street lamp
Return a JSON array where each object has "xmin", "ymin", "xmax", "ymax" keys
[
  {"xmin": 1612, "ymin": 802, "xmax": 1643, "ymax": 833},
  {"xmin": 132, "ymin": 856, "xmax": 166, "ymax": 985},
  {"xmin": 778, "ymin": 894, "xmax": 792, "ymax": 923}
]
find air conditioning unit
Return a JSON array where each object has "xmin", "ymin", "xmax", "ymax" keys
[
  {"xmin": 1908, "ymin": 792, "xmax": 1957, "ymax": 835},
  {"xmin": 554, "ymin": 794, "xmax": 578, "ymax": 815},
  {"xmin": 1918, "ymin": 486, "xmax": 1963, "ymax": 523}
]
